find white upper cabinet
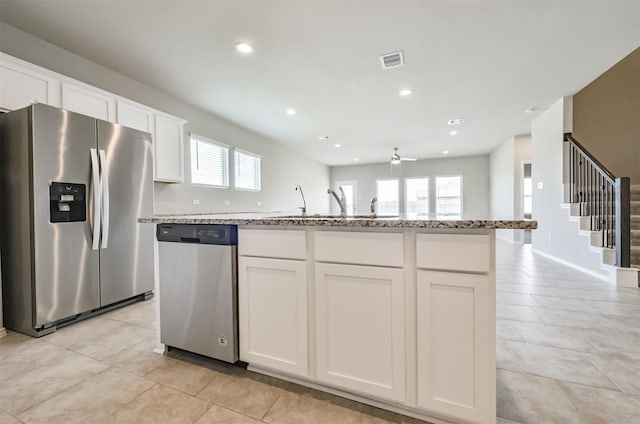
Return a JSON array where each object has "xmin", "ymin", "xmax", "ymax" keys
[
  {"xmin": 116, "ymin": 99, "xmax": 155, "ymax": 134},
  {"xmin": 61, "ymin": 82, "xmax": 116, "ymax": 122},
  {"xmin": 154, "ymin": 112, "xmax": 186, "ymax": 183},
  {"xmin": 0, "ymin": 53, "xmax": 188, "ymax": 185},
  {"xmin": 0, "ymin": 54, "xmax": 60, "ymax": 111}
]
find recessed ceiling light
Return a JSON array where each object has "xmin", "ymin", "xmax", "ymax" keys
[
  {"xmin": 334, "ymin": 143, "xmax": 341, "ymax": 148},
  {"xmin": 443, "ymin": 150, "xmax": 449, "ymax": 154},
  {"xmin": 448, "ymin": 118, "xmax": 465, "ymax": 125},
  {"xmin": 235, "ymin": 42, "xmax": 254, "ymax": 54},
  {"xmin": 354, "ymin": 157, "xmax": 359, "ymax": 162},
  {"xmin": 317, "ymin": 136, "xmax": 329, "ymax": 141},
  {"xmin": 449, "ymin": 130, "xmax": 458, "ymax": 136},
  {"xmin": 398, "ymin": 89, "xmax": 412, "ymax": 97},
  {"xmin": 285, "ymin": 108, "xmax": 296, "ymax": 116}
]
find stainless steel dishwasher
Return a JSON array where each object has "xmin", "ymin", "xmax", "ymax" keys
[{"xmin": 157, "ymin": 224, "xmax": 238, "ymax": 363}]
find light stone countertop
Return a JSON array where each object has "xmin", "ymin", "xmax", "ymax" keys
[{"xmin": 139, "ymin": 212, "xmax": 537, "ymax": 229}]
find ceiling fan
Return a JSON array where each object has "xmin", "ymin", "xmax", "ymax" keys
[{"xmin": 390, "ymin": 147, "xmax": 417, "ymax": 165}]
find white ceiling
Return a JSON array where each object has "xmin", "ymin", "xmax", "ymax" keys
[{"xmin": 1, "ymin": 1, "xmax": 638, "ymax": 166}]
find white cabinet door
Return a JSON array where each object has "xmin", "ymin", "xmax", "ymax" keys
[
  {"xmin": 154, "ymin": 112, "xmax": 185, "ymax": 182},
  {"xmin": 315, "ymin": 263, "xmax": 405, "ymax": 402},
  {"xmin": 0, "ymin": 57, "xmax": 60, "ymax": 111},
  {"xmin": 239, "ymin": 256, "xmax": 308, "ymax": 377},
  {"xmin": 116, "ymin": 99, "xmax": 154, "ymax": 134},
  {"xmin": 416, "ymin": 270, "xmax": 494, "ymax": 424},
  {"xmin": 61, "ymin": 82, "xmax": 116, "ymax": 121}
]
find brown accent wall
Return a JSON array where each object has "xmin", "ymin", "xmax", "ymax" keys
[{"xmin": 573, "ymin": 48, "xmax": 640, "ymax": 184}]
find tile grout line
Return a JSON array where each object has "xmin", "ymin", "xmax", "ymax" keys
[
  {"xmin": 108, "ymin": 381, "xmax": 159, "ymax": 420},
  {"xmin": 584, "ymin": 356, "xmax": 626, "ymax": 394},
  {"xmin": 259, "ymin": 391, "xmax": 282, "ymax": 422}
]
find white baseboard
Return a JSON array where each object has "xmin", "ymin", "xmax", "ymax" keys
[
  {"xmin": 531, "ymin": 248, "xmax": 612, "ymax": 284},
  {"xmin": 0, "ymin": 327, "xmax": 7, "ymax": 338}
]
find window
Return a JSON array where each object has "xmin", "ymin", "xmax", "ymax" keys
[
  {"xmin": 376, "ymin": 179, "xmax": 399, "ymax": 215},
  {"xmin": 523, "ymin": 163, "xmax": 532, "ymax": 219},
  {"xmin": 190, "ymin": 134, "xmax": 228, "ymax": 187},
  {"xmin": 234, "ymin": 149, "xmax": 261, "ymax": 191},
  {"xmin": 335, "ymin": 180, "xmax": 357, "ymax": 215},
  {"xmin": 405, "ymin": 177, "xmax": 429, "ymax": 218},
  {"xmin": 436, "ymin": 176, "xmax": 462, "ymax": 219}
]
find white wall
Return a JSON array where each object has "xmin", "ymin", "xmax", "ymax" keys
[
  {"xmin": 490, "ymin": 137, "xmax": 516, "ymax": 242},
  {"xmin": 513, "ymin": 135, "xmax": 532, "ymax": 242},
  {"xmin": 0, "ymin": 22, "xmax": 330, "ymax": 215},
  {"xmin": 490, "ymin": 135, "xmax": 532, "ymax": 242},
  {"xmin": 531, "ymin": 98, "xmax": 607, "ymax": 277},
  {"xmin": 330, "ymin": 155, "xmax": 490, "ymax": 219}
]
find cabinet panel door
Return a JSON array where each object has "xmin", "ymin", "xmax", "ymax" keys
[
  {"xmin": 61, "ymin": 82, "xmax": 116, "ymax": 121},
  {"xmin": 116, "ymin": 100, "xmax": 154, "ymax": 134},
  {"xmin": 0, "ymin": 58, "xmax": 60, "ymax": 111},
  {"xmin": 417, "ymin": 270, "xmax": 494, "ymax": 424},
  {"xmin": 154, "ymin": 113, "xmax": 184, "ymax": 182},
  {"xmin": 315, "ymin": 263, "xmax": 405, "ymax": 402},
  {"xmin": 239, "ymin": 256, "xmax": 308, "ymax": 377}
]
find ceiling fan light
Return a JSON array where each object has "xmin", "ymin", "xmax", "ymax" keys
[{"xmin": 391, "ymin": 158, "xmax": 401, "ymax": 165}]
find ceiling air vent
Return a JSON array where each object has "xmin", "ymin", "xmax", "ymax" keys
[{"xmin": 380, "ymin": 51, "xmax": 405, "ymax": 70}]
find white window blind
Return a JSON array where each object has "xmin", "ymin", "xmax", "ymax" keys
[
  {"xmin": 234, "ymin": 149, "xmax": 261, "ymax": 191},
  {"xmin": 436, "ymin": 176, "xmax": 462, "ymax": 219},
  {"xmin": 190, "ymin": 135, "xmax": 228, "ymax": 187},
  {"xmin": 376, "ymin": 179, "xmax": 399, "ymax": 215},
  {"xmin": 405, "ymin": 177, "xmax": 429, "ymax": 218}
]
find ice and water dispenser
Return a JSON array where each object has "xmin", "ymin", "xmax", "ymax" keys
[{"xmin": 49, "ymin": 182, "xmax": 86, "ymax": 223}]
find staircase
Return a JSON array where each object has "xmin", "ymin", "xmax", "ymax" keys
[
  {"xmin": 563, "ymin": 134, "xmax": 639, "ymax": 287},
  {"xmin": 632, "ymin": 185, "xmax": 640, "ymax": 270}
]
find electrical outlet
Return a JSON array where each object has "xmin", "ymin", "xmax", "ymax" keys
[
  {"xmin": 537, "ymin": 181, "xmax": 544, "ymax": 190},
  {"xmin": 192, "ymin": 199, "xmax": 200, "ymax": 205},
  {"xmin": 224, "ymin": 200, "xmax": 231, "ymax": 206}
]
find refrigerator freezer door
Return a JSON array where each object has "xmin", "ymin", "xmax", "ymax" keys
[
  {"xmin": 97, "ymin": 121, "xmax": 154, "ymax": 306},
  {"xmin": 31, "ymin": 104, "xmax": 100, "ymax": 326}
]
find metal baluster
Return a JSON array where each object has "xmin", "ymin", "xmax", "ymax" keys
[{"xmin": 570, "ymin": 144, "xmax": 574, "ymax": 202}]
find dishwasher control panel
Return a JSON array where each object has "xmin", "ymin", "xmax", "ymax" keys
[{"xmin": 157, "ymin": 224, "xmax": 237, "ymax": 245}]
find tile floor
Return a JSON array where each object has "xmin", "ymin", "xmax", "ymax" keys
[{"xmin": 1, "ymin": 242, "xmax": 639, "ymax": 424}]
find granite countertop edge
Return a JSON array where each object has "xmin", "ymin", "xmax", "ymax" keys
[{"xmin": 138, "ymin": 214, "xmax": 537, "ymax": 230}]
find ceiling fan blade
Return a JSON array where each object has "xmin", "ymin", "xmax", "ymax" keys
[{"xmin": 401, "ymin": 157, "xmax": 417, "ymax": 161}]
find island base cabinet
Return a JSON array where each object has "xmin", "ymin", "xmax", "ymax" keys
[
  {"xmin": 315, "ymin": 263, "xmax": 406, "ymax": 403},
  {"xmin": 238, "ymin": 257, "xmax": 308, "ymax": 377},
  {"xmin": 416, "ymin": 270, "xmax": 495, "ymax": 424}
]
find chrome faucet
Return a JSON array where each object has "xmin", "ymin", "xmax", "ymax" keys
[
  {"xmin": 295, "ymin": 185, "xmax": 307, "ymax": 215},
  {"xmin": 327, "ymin": 187, "xmax": 347, "ymax": 217},
  {"xmin": 370, "ymin": 197, "xmax": 378, "ymax": 215}
]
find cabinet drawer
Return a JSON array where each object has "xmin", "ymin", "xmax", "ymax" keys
[
  {"xmin": 416, "ymin": 233, "xmax": 490, "ymax": 272},
  {"xmin": 315, "ymin": 231, "xmax": 403, "ymax": 267},
  {"xmin": 239, "ymin": 229, "xmax": 307, "ymax": 260}
]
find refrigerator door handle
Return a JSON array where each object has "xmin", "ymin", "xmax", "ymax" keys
[
  {"xmin": 99, "ymin": 149, "xmax": 110, "ymax": 249},
  {"xmin": 90, "ymin": 148, "xmax": 101, "ymax": 250}
]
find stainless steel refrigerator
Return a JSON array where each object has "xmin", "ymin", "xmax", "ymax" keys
[{"xmin": 0, "ymin": 103, "xmax": 154, "ymax": 337}]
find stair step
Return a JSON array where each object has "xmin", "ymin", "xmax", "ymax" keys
[
  {"xmin": 632, "ymin": 201, "xmax": 640, "ymax": 215},
  {"xmin": 632, "ymin": 248, "xmax": 640, "ymax": 265}
]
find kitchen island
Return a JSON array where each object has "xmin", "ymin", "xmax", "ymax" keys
[{"xmin": 141, "ymin": 214, "xmax": 536, "ymax": 424}]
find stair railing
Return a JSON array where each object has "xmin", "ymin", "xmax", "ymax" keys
[{"xmin": 564, "ymin": 133, "xmax": 631, "ymax": 267}]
